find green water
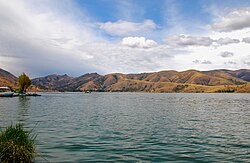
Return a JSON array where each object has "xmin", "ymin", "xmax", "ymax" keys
[{"xmin": 0, "ymin": 93, "xmax": 250, "ymax": 162}]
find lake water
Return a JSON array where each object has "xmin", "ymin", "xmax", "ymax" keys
[{"xmin": 0, "ymin": 93, "xmax": 250, "ymax": 162}]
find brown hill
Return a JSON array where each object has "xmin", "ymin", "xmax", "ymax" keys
[
  {"xmin": 31, "ymin": 73, "xmax": 102, "ymax": 91},
  {"xmin": 99, "ymin": 70, "xmax": 245, "ymax": 86},
  {"xmin": 61, "ymin": 73, "xmax": 102, "ymax": 91},
  {"xmin": 31, "ymin": 74, "xmax": 74, "ymax": 90},
  {"xmin": 0, "ymin": 68, "xmax": 18, "ymax": 89},
  {"xmin": 1, "ymin": 68, "xmax": 250, "ymax": 92},
  {"xmin": 78, "ymin": 70, "xmax": 249, "ymax": 92},
  {"xmin": 31, "ymin": 69, "xmax": 250, "ymax": 92},
  {"xmin": 217, "ymin": 69, "xmax": 250, "ymax": 82},
  {"xmin": 202, "ymin": 70, "xmax": 246, "ymax": 85}
]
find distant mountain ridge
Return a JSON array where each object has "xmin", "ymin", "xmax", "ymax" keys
[
  {"xmin": 1, "ymin": 68, "xmax": 250, "ymax": 92},
  {"xmin": 31, "ymin": 69, "xmax": 250, "ymax": 92}
]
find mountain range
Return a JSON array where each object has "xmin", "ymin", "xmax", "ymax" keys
[{"xmin": 1, "ymin": 68, "xmax": 250, "ymax": 93}]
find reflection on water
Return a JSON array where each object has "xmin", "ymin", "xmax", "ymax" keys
[
  {"xmin": 18, "ymin": 96, "xmax": 31, "ymax": 108},
  {"xmin": 17, "ymin": 97, "xmax": 30, "ymax": 122},
  {"xmin": 0, "ymin": 93, "xmax": 250, "ymax": 162}
]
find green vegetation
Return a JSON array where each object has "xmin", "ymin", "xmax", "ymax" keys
[
  {"xmin": 0, "ymin": 123, "xmax": 36, "ymax": 162},
  {"xmin": 18, "ymin": 73, "xmax": 31, "ymax": 93}
]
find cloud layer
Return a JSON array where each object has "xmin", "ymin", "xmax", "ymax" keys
[
  {"xmin": 0, "ymin": 1, "xmax": 250, "ymax": 77},
  {"xmin": 211, "ymin": 8, "xmax": 250, "ymax": 32}
]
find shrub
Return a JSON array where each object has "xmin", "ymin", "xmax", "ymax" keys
[{"xmin": 0, "ymin": 123, "xmax": 36, "ymax": 162}]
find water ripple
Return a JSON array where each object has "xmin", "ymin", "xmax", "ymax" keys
[{"xmin": 0, "ymin": 93, "xmax": 249, "ymax": 162}]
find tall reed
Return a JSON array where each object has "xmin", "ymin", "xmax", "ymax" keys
[{"xmin": 0, "ymin": 123, "xmax": 36, "ymax": 162}]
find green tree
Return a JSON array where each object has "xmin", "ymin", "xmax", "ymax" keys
[{"xmin": 18, "ymin": 73, "xmax": 31, "ymax": 93}]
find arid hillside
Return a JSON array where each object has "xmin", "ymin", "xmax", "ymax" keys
[
  {"xmin": 31, "ymin": 69, "xmax": 250, "ymax": 93},
  {"xmin": 1, "ymin": 68, "xmax": 250, "ymax": 92}
]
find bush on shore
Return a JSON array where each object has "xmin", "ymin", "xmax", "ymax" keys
[{"xmin": 0, "ymin": 123, "xmax": 36, "ymax": 162}]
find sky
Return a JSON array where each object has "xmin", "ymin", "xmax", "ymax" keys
[{"xmin": 1, "ymin": 0, "xmax": 250, "ymax": 77}]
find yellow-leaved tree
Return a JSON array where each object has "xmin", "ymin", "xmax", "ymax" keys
[{"xmin": 18, "ymin": 73, "xmax": 31, "ymax": 93}]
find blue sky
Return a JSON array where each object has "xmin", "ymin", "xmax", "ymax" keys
[{"xmin": 1, "ymin": 0, "xmax": 250, "ymax": 77}]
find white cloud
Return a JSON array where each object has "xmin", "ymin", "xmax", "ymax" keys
[
  {"xmin": 211, "ymin": 7, "xmax": 250, "ymax": 32},
  {"xmin": 242, "ymin": 37, "xmax": 250, "ymax": 43},
  {"xmin": 220, "ymin": 51, "xmax": 234, "ymax": 58},
  {"xmin": 215, "ymin": 37, "xmax": 240, "ymax": 45},
  {"xmin": 98, "ymin": 19, "xmax": 156, "ymax": 36},
  {"xmin": 165, "ymin": 35, "xmax": 213, "ymax": 46},
  {"xmin": 121, "ymin": 37, "xmax": 157, "ymax": 48}
]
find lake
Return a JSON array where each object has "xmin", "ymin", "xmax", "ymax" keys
[{"xmin": 0, "ymin": 93, "xmax": 250, "ymax": 162}]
